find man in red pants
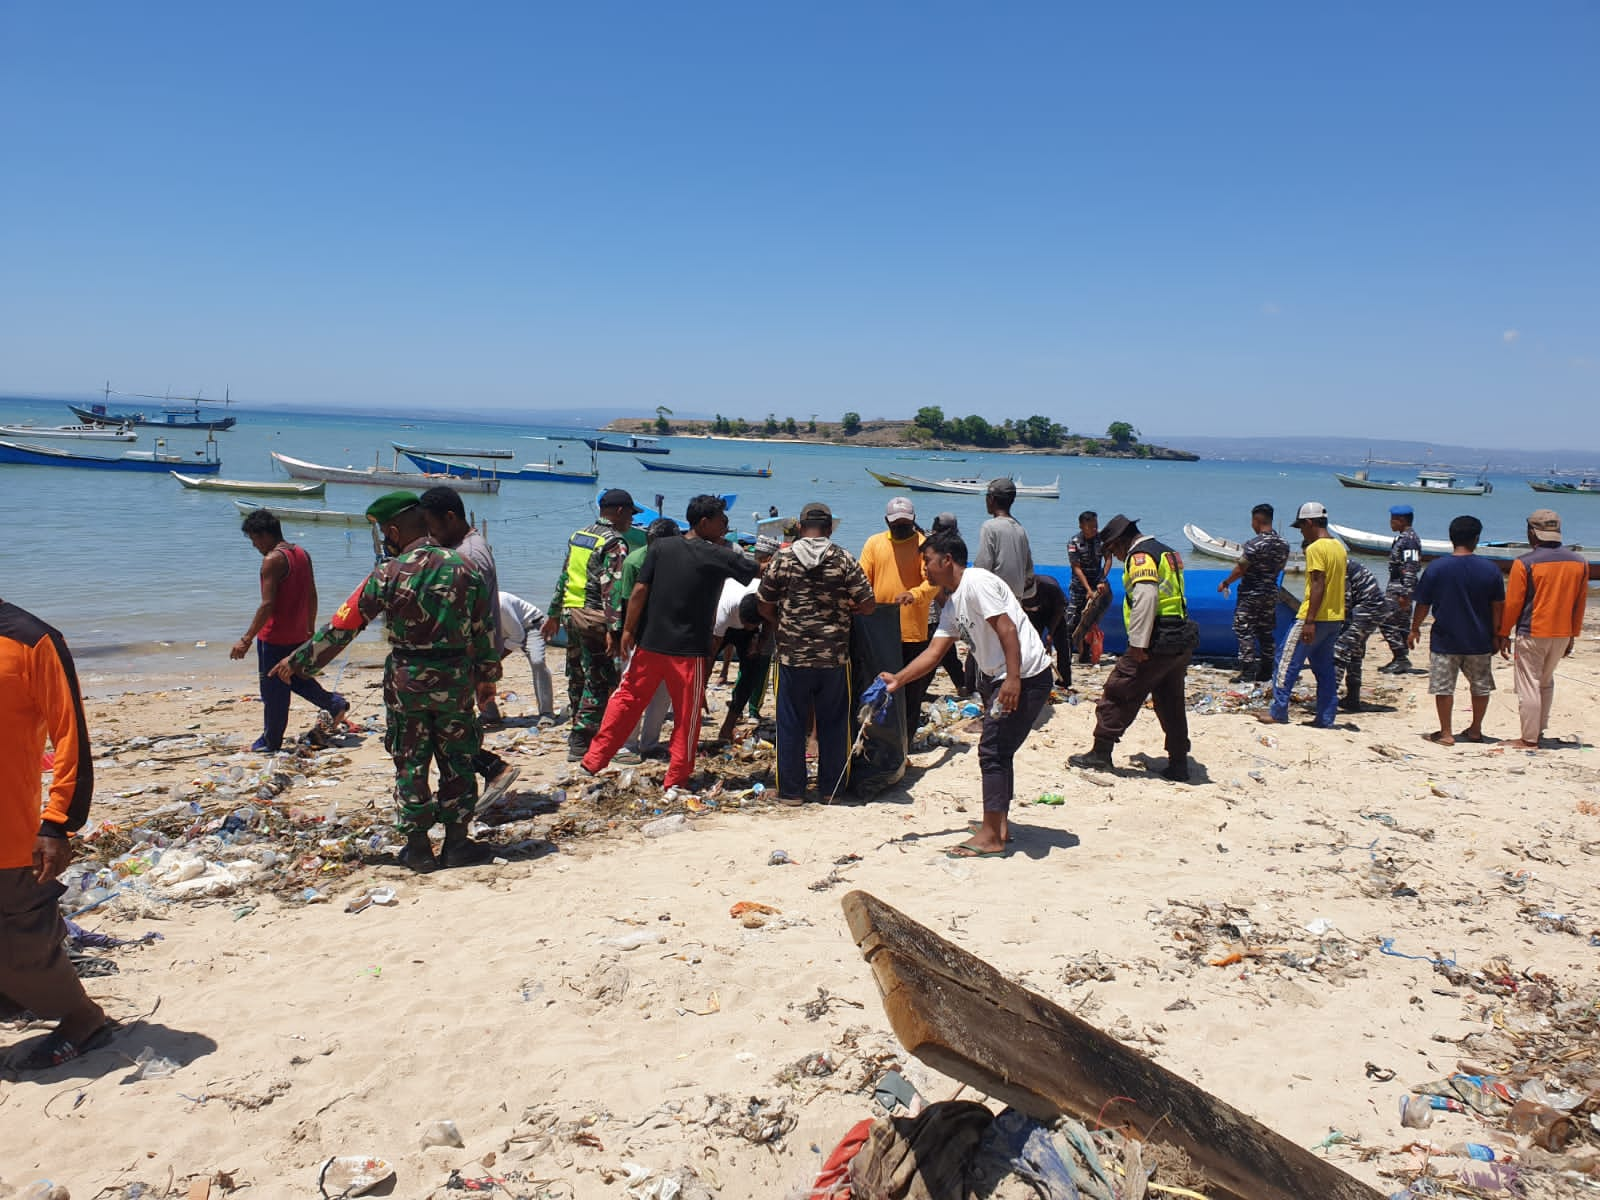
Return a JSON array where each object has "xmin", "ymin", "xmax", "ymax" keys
[{"xmin": 581, "ymin": 495, "xmax": 758, "ymax": 789}]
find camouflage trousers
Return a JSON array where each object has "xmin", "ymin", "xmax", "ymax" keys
[
  {"xmin": 1379, "ymin": 589, "xmax": 1412, "ymax": 658},
  {"xmin": 1232, "ymin": 589, "xmax": 1278, "ymax": 667},
  {"xmin": 1334, "ymin": 612, "xmax": 1386, "ymax": 695},
  {"xmin": 564, "ymin": 617, "xmax": 619, "ymax": 737},
  {"xmin": 383, "ymin": 699, "xmax": 480, "ymax": 834}
]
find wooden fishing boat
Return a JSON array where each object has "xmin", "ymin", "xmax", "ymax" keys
[
  {"xmin": 1529, "ymin": 477, "xmax": 1600, "ymax": 495},
  {"xmin": 391, "ymin": 442, "xmax": 514, "ymax": 459},
  {"xmin": 70, "ymin": 383, "xmax": 237, "ymax": 431},
  {"xmin": 398, "ymin": 450, "xmax": 596, "ymax": 484},
  {"xmin": 232, "ymin": 500, "xmax": 367, "ymax": 525},
  {"xmin": 272, "ymin": 451, "xmax": 501, "ymax": 493},
  {"xmin": 0, "ymin": 422, "xmax": 137, "ymax": 442},
  {"xmin": 1328, "ymin": 521, "xmax": 1600, "ymax": 578},
  {"xmin": 866, "ymin": 468, "xmax": 1060, "ymax": 498},
  {"xmin": 173, "ymin": 473, "xmax": 325, "ymax": 497},
  {"xmin": 1332, "ymin": 466, "xmax": 1492, "ymax": 495},
  {"xmin": 583, "ymin": 434, "xmax": 669, "ymax": 455},
  {"xmin": 0, "ymin": 439, "xmax": 222, "ymax": 474},
  {"xmin": 1183, "ymin": 524, "xmax": 1306, "ymax": 573},
  {"xmin": 638, "ymin": 458, "xmax": 772, "ymax": 478}
]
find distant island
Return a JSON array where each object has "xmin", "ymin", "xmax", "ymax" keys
[{"xmin": 605, "ymin": 408, "xmax": 1199, "ymax": 460}]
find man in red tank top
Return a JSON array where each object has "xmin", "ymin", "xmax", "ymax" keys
[{"xmin": 233, "ymin": 510, "xmax": 348, "ymax": 752}]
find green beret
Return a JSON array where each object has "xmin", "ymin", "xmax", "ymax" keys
[{"xmin": 365, "ymin": 491, "xmax": 421, "ymax": 524}]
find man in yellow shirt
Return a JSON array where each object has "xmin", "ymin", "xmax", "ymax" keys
[
  {"xmin": 1259, "ymin": 502, "xmax": 1346, "ymax": 728},
  {"xmin": 860, "ymin": 498, "xmax": 940, "ymax": 730}
]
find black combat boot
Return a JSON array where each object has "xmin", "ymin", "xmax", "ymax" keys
[
  {"xmin": 399, "ymin": 831, "xmax": 437, "ymax": 873},
  {"xmin": 1068, "ymin": 738, "xmax": 1115, "ymax": 772},
  {"xmin": 441, "ymin": 823, "xmax": 494, "ymax": 868},
  {"xmin": 1255, "ymin": 659, "xmax": 1275, "ymax": 683}
]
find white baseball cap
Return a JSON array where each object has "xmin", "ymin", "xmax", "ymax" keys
[{"xmin": 1291, "ymin": 501, "xmax": 1328, "ymax": 527}]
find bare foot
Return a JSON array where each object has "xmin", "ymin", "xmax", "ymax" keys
[
  {"xmin": 1424, "ymin": 730, "xmax": 1455, "ymax": 746},
  {"xmin": 1505, "ymin": 738, "xmax": 1540, "ymax": 750},
  {"xmin": 1456, "ymin": 728, "xmax": 1485, "ymax": 743},
  {"xmin": 1255, "ymin": 712, "xmax": 1283, "ymax": 725}
]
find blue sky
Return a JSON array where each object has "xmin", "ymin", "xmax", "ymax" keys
[{"xmin": 2, "ymin": 3, "xmax": 1594, "ymax": 447}]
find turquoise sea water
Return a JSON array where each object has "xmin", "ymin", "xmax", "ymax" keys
[{"xmin": 1, "ymin": 396, "xmax": 1594, "ymax": 676}]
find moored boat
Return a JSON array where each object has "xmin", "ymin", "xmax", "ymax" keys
[
  {"xmin": 0, "ymin": 439, "xmax": 222, "ymax": 474},
  {"xmin": 272, "ymin": 451, "xmax": 501, "ymax": 493},
  {"xmin": 584, "ymin": 434, "xmax": 669, "ymax": 455},
  {"xmin": 1529, "ymin": 477, "xmax": 1600, "ymax": 495},
  {"xmin": 71, "ymin": 384, "xmax": 237, "ymax": 431},
  {"xmin": 638, "ymin": 458, "xmax": 772, "ymax": 478},
  {"xmin": 1333, "ymin": 466, "xmax": 1492, "ymax": 495},
  {"xmin": 232, "ymin": 500, "xmax": 367, "ymax": 525},
  {"xmin": 1183, "ymin": 524, "xmax": 1306, "ymax": 573},
  {"xmin": 391, "ymin": 443, "xmax": 514, "ymax": 459},
  {"xmin": 398, "ymin": 450, "xmax": 596, "ymax": 484},
  {"xmin": 866, "ymin": 468, "xmax": 1059, "ymax": 498},
  {"xmin": 0, "ymin": 422, "xmax": 137, "ymax": 442},
  {"xmin": 173, "ymin": 473, "xmax": 325, "ymax": 497}
]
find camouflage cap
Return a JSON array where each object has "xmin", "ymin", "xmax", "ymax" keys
[{"xmin": 366, "ymin": 490, "xmax": 421, "ymax": 524}]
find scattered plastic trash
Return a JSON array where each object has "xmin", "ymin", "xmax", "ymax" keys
[
  {"xmin": 642, "ymin": 814, "xmax": 689, "ymax": 838},
  {"xmin": 318, "ymin": 1156, "xmax": 395, "ymax": 1197},
  {"xmin": 419, "ymin": 1118, "xmax": 465, "ymax": 1149},
  {"xmin": 600, "ymin": 930, "xmax": 665, "ymax": 951},
  {"xmin": 1398, "ymin": 1094, "xmax": 1434, "ymax": 1128},
  {"xmin": 130, "ymin": 1046, "xmax": 179, "ymax": 1081},
  {"xmin": 769, "ymin": 849, "xmax": 793, "ymax": 865},
  {"xmin": 1035, "ymin": 792, "xmax": 1065, "ymax": 806}
]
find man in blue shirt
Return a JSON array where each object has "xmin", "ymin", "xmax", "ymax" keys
[{"xmin": 1408, "ymin": 515, "xmax": 1505, "ymax": 746}]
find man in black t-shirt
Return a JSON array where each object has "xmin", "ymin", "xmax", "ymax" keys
[{"xmin": 581, "ymin": 495, "xmax": 757, "ymax": 789}]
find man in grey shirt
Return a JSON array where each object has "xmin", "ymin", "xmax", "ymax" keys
[{"xmin": 975, "ymin": 478, "xmax": 1035, "ymax": 601}]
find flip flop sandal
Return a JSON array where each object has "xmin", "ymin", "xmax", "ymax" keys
[
  {"xmin": 944, "ymin": 842, "xmax": 1008, "ymax": 859},
  {"xmin": 14, "ymin": 1017, "xmax": 122, "ymax": 1071}
]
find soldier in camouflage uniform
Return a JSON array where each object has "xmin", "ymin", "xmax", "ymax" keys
[
  {"xmin": 271, "ymin": 491, "xmax": 500, "ymax": 872},
  {"xmin": 541, "ymin": 489, "xmax": 637, "ymax": 760},
  {"xmin": 1217, "ymin": 503, "xmax": 1289, "ymax": 682},
  {"xmin": 1334, "ymin": 558, "xmax": 1391, "ymax": 712},
  {"xmin": 1379, "ymin": 504, "xmax": 1422, "ymax": 672},
  {"xmin": 757, "ymin": 501, "xmax": 876, "ymax": 804}
]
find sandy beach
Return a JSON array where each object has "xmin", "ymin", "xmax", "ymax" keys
[{"xmin": 4, "ymin": 625, "xmax": 1599, "ymax": 1199}]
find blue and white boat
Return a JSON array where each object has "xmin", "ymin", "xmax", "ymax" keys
[
  {"xmin": 0, "ymin": 438, "xmax": 222, "ymax": 474},
  {"xmin": 400, "ymin": 450, "xmax": 598, "ymax": 484}
]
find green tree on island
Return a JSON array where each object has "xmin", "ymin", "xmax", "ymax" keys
[
  {"xmin": 783, "ymin": 416, "xmax": 798, "ymax": 435},
  {"xmin": 841, "ymin": 411, "xmax": 862, "ymax": 435},
  {"xmin": 1106, "ymin": 421, "xmax": 1138, "ymax": 447},
  {"xmin": 808, "ymin": 413, "xmax": 818, "ymax": 433},
  {"xmin": 913, "ymin": 405, "xmax": 945, "ymax": 436},
  {"xmin": 654, "ymin": 405, "xmax": 674, "ymax": 435},
  {"xmin": 764, "ymin": 412, "xmax": 780, "ymax": 436}
]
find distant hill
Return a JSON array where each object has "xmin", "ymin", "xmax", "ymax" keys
[{"xmin": 1156, "ymin": 434, "xmax": 1598, "ymax": 474}]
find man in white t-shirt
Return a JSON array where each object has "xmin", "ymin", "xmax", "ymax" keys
[
  {"xmin": 879, "ymin": 528, "xmax": 1053, "ymax": 858},
  {"xmin": 709, "ymin": 574, "xmax": 772, "ymax": 743}
]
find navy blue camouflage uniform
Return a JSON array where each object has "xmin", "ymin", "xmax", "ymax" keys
[
  {"xmin": 1379, "ymin": 528, "xmax": 1422, "ymax": 661},
  {"xmin": 1232, "ymin": 530, "xmax": 1289, "ymax": 677},
  {"xmin": 1334, "ymin": 559, "xmax": 1391, "ymax": 702}
]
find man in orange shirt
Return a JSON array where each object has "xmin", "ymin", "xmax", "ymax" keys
[
  {"xmin": 1497, "ymin": 508, "xmax": 1590, "ymax": 749},
  {"xmin": 0, "ymin": 598, "xmax": 114, "ymax": 1070},
  {"xmin": 859, "ymin": 498, "xmax": 940, "ymax": 730}
]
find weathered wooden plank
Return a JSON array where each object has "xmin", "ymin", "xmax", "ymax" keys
[{"xmin": 842, "ymin": 890, "xmax": 1384, "ymax": 1200}]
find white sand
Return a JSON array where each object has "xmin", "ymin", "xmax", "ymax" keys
[{"xmin": 3, "ymin": 628, "xmax": 1598, "ymax": 1197}]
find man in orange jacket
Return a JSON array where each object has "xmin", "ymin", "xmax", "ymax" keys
[
  {"xmin": 1497, "ymin": 508, "xmax": 1589, "ymax": 749},
  {"xmin": 0, "ymin": 597, "xmax": 113, "ymax": 1070}
]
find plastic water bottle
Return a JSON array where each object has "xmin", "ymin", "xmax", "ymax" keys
[{"xmin": 989, "ymin": 695, "xmax": 1007, "ymax": 719}]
